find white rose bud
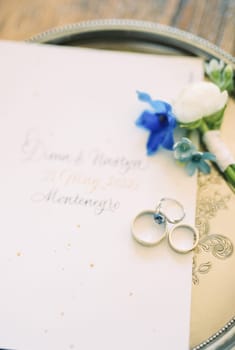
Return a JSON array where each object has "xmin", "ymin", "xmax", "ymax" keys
[{"xmin": 173, "ymin": 82, "xmax": 228, "ymax": 124}]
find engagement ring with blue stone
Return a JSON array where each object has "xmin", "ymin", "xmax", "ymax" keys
[{"xmin": 131, "ymin": 197, "xmax": 199, "ymax": 254}]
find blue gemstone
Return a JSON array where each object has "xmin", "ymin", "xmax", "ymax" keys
[{"xmin": 154, "ymin": 213, "xmax": 165, "ymax": 225}]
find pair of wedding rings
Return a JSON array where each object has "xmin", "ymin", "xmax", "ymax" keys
[{"xmin": 131, "ymin": 198, "xmax": 199, "ymax": 254}]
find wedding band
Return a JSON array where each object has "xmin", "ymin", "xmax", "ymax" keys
[
  {"xmin": 155, "ymin": 198, "xmax": 185, "ymax": 224},
  {"xmin": 131, "ymin": 210, "xmax": 167, "ymax": 247},
  {"xmin": 167, "ymin": 223, "xmax": 199, "ymax": 254}
]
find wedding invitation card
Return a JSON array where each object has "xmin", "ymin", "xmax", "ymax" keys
[{"xmin": 0, "ymin": 41, "xmax": 203, "ymax": 350}]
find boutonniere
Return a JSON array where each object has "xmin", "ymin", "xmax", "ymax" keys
[{"xmin": 136, "ymin": 59, "xmax": 235, "ymax": 190}]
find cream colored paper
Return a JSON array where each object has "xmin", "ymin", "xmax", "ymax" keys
[{"xmin": 0, "ymin": 41, "xmax": 203, "ymax": 350}]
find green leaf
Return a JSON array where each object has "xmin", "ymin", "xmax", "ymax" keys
[
  {"xmin": 179, "ymin": 119, "xmax": 202, "ymax": 130},
  {"xmin": 219, "ymin": 82, "xmax": 234, "ymax": 93},
  {"xmin": 209, "ymin": 70, "xmax": 221, "ymax": 84}
]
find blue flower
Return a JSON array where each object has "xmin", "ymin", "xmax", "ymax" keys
[
  {"xmin": 173, "ymin": 137, "xmax": 196, "ymax": 161},
  {"xmin": 173, "ymin": 137, "xmax": 216, "ymax": 175},
  {"xmin": 136, "ymin": 91, "xmax": 177, "ymax": 155},
  {"xmin": 185, "ymin": 151, "xmax": 216, "ymax": 176}
]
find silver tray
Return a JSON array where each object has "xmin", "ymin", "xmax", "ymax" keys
[{"xmin": 29, "ymin": 19, "xmax": 235, "ymax": 350}]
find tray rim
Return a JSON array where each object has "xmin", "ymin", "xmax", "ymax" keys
[
  {"xmin": 28, "ymin": 18, "xmax": 235, "ymax": 67},
  {"xmin": 28, "ymin": 18, "xmax": 235, "ymax": 350}
]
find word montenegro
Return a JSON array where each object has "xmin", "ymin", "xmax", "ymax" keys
[{"xmin": 31, "ymin": 189, "xmax": 120, "ymax": 215}]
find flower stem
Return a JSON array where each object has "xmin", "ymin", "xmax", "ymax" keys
[
  {"xmin": 224, "ymin": 165, "xmax": 235, "ymax": 192},
  {"xmin": 199, "ymin": 119, "xmax": 209, "ymax": 134}
]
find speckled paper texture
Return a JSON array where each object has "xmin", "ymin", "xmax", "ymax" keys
[{"xmin": 0, "ymin": 41, "xmax": 203, "ymax": 350}]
